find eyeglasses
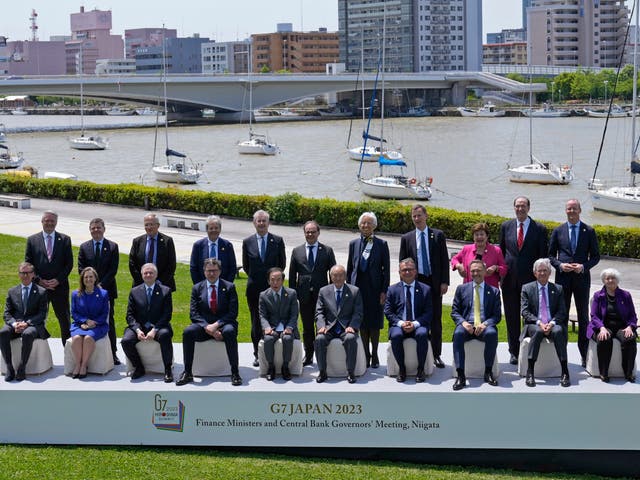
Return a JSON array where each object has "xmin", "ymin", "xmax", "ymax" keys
[
  {"xmin": 400, "ymin": 268, "xmax": 416, "ymax": 273},
  {"xmin": 18, "ymin": 271, "xmax": 34, "ymax": 275},
  {"xmin": 204, "ymin": 269, "xmax": 220, "ymax": 274}
]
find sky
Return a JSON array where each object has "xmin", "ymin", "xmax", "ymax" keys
[{"xmin": 2, "ymin": 1, "xmax": 522, "ymax": 43}]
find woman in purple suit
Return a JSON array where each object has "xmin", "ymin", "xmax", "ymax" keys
[
  {"xmin": 588, "ymin": 268, "xmax": 637, "ymax": 383},
  {"xmin": 69, "ymin": 267, "xmax": 110, "ymax": 378}
]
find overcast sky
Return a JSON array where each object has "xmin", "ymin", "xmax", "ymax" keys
[{"xmin": 2, "ymin": 1, "xmax": 522, "ymax": 43}]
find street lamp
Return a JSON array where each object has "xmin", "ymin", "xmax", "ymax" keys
[
  {"xmin": 604, "ymin": 80, "xmax": 609, "ymax": 105},
  {"xmin": 551, "ymin": 81, "xmax": 555, "ymax": 104}
]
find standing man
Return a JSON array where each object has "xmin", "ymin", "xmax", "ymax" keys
[
  {"xmin": 259, "ymin": 268, "xmax": 299, "ymax": 381},
  {"xmin": 190, "ymin": 215, "xmax": 237, "ymax": 284},
  {"xmin": 314, "ymin": 265, "xmax": 363, "ymax": 384},
  {"xmin": 121, "ymin": 264, "xmax": 174, "ymax": 382},
  {"xmin": 384, "ymin": 258, "xmax": 432, "ymax": 383},
  {"xmin": 25, "ymin": 210, "xmax": 73, "ymax": 345},
  {"xmin": 242, "ymin": 210, "xmax": 286, "ymax": 367},
  {"xmin": 289, "ymin": 220, "xmax": 336, "ymax": 365},
  {"xmin": 521, "ymin": 258, "xmax": 570, "ymax": 387},
  {"xmin": 399, "ymin": 204, "xmax": 449, "ymax": 369},
  {"xmin": 1, "ymin": 262, "xmax": 50, "ymax": 382},
  {"xmin": 176, "ymin": 258, "xmax": 242, "ymax": 386},
  {"xmin": 499, "ymin": 196, "xmax": 548, "ymax": 365},
  {"xmin": 549, "ymin": 199, "xmax": 600, "ymax": 367},
  {"xmin": 129, "ymin": 213, "xmax": 177, "ymax": 291},
  {"xmin": 78, "ymin": 218, "xmax": 121, "ymax": 365},
  {"xmin": 450, "ymin": 260, "xmax": 501, "ymax": 391}
]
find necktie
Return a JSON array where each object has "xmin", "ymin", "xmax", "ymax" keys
[
  {"xmin": 420, "ymin": 231, "xmax": 431, "ymax": 276},
  {"xmin": 260, "ymin": 236, "xmax": 266, "ymax": 262},
  {"xmin": 146, "ymin": 286, "xmax": 153, "ymax": 306},
  {"xmin": 474, "ymin": 284, "xmax": 482, "ymax": 327},
  {"xmin": 95, "ymin": 241, "xmax": 101, "ymax": 266},
  {"xmin": 336, "ymin": 289, "xmax": 342, "ymax": 308},
  {"xmin": 147, "ymin": 236, "xmax": 155, "ymax": 264},
  {"xmin": 405, "ymin": 285, "xmax": 413, "ymax": 321},
  {"xmin": 540, "ymin": 286, "xmax": 549, "ymax": 324},
  {"xmin": 570, "ymin": 224, "xmax": 577, "ymax": 254},
  {"xmin": 22, "ymin": 286, "xmax": 29, "ymax": 314},
  {"xmin": 210, "ymin": 285, "xmax": 217, "ymax": 314},
  {"xmin": 335, "ymin": 289, "xmax": 343, "ymax": 334},
  {"xmin": 209, "ymin": 241, "xmax": 217, "ymax": 259},
  {"xmin": 46, "ymin": 234, "xmax": 53, "ymax": 261},
  {"xmin": 517, "ymin": 222, "xmax": 524, "ymax": 250},
  {"xmin": 307, "ymin": 245, "xmax": 315, "ymax": 269}
]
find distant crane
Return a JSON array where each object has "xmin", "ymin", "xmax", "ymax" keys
[{"xmin": 30, "ymin": 9, "xmax": 38, "ymax": 42}]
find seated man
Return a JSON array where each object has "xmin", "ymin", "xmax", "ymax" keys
[
  {"xmin": 1, "ymin": 262, "xmax": 50, "ymax": 382},
  {"xmin": 177, "ymin": 258, "xmax": 242, "ymax": 386},
  {"xmin": 451, "ymin": 260, "xmax": 501, "ymax": 390},
  {"xmin": 384, "ymin": 258, "xmax": 432, "ymax": 383},
  {"xmin": 314, "ymin": 265, "xmax": 363, "ymax": 384},
  {"xmin": 121, "ymin": 263, "xmax": 174, "ymax": 382},
  {"xmin": 521, "ymin": 257, "xmax": 570, "ymax": 387},
  {"xmin": 259, "ymin": 268, "xmax": 299, "ymax": 381}
]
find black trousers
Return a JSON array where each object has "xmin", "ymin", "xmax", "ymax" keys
[
  {"xmin": 121, "ymin": 327, "xmax": 173, "ymax": 370},
  {"xmin": 47, "ymin": 287, "xmax": 70, "ymax": 346},
  {"xmin": 0, "ymin": 325, "xmax": 38, "ymax": 369},
  {"xmin": 592, "ymin": 328, "xmax": 637, "ymax": 377},
  {"xmin": 299, "ymin": 293, "xmax": 319, "ymax": 359}
]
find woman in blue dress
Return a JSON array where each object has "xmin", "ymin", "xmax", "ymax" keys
[{"xmin": 70, "ymin": 267, "xmax": 110, "ymax": 378}]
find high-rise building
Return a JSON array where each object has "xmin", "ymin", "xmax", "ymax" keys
[
  {"xmin": 136, "ymin": 36, "xmax": 210, "ymax": 74},
  {"xmin": 124, "ymin": 28, "xmax": 177, "ymax": 59},
  {"xmin": 0, "ymin": 40, "xmax": 66, "ymax": 75},
  {"xmin": 201, "ymin": 40, "xmax": 251, "ymax": 74},
  {"xmin": 523, "ymin": 0, "xmax": 533, "ymax": 29}
]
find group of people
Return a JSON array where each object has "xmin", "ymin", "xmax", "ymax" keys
[{"xmin": 1, "ymin": 198, "xmax": 637, "ymax": 388}]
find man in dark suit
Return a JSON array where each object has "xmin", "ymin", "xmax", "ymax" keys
[
  {"xmin": 1, "ymin": 262, "xmax": 50, "ymax": 381},
  {"xmin": 499, "ymin": 196, "xmax": 548, "ymax": 365},
  {"xmin": 521, "ymin": 258, "xmax": 570, "ymax": 387},
  {"xmin": 549, "ymin": 198, "xmax": 600, "ymax": 366},
  {"xmin": 259, "ymin": 268, "xmax": 299, "ymax": 381},
  {"xmin": 289, "ymin": 220, "xmax": 336, "ymax": 365},
  {"xmin": 242, "ymin": 209, "xmax": 286, "ymax": 366},
  {"xmin": 176, "ymin": 258, "xmax": 242, "ymax": 386},
  {"xmin": 190, "ymin": 215, "xmax": 237, "ymax": 284},
  {"xmin": 25, "ymin": 210, "xmax": 73, "ymax": 345},
  {"xmin": 451, "ymin": 260, "xmax": 501, "ymax": 390},
  {"xmin": 129, "ymin": 213, "xmax": 176, "ymax": 291},
  {"xmin": 78, "ymin": 218, "xmax": 121, "ymax": 365},
  {"xmin": 315, "ymin": 265, "xmax": 363, "ymax": 384},
  {"xmin": 399, "ymin": 204, "xmax": 449, "ymax": 369},
  {"xmin": 121, "ymin": 263, "xmax": 173, "ymax": 382},
  {"xmin": 384, "ymin": 258, "xmax": 432, "ymax": 383}
]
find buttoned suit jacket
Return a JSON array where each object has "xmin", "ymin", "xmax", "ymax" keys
[
  {"xmin": 315, "ymin": 283, "xmax": 363, "ymax": 332},
  {"xmin": 399, "ymin": 227, "xmax": 450, "ymax": 290},
  {"xmin": 129, "ymin": 232, "xmax": 177, "ymax": 291},
  {"xmin": 499, "ymin": 217, "xmax": 548, "ymax": 291},
  {"xmin": 3, "ymin": 283, "xmax": 50, "ymax": 339},
  {"xmin": 190, "ymin": 278, "xmax": 238, "ymax": 329},
  {"xmin": 548, "ymin": 221, "xmax": 600, "ymax": 287},
  {"xmin": 242, "ymin": 233, "xmax": 286, "ymax": 296},
  {"xmin": 346, "ymin": 236, "xmax": 390, "ymax": 296},
  {"xmin": 189, "ymin": 236, "xmax": 237, "ymax": 284},
  {"xmin": 259, "ymin": 287, "xmax": 300, "ymax": 337},
  {"xmin": 384, "ymin": 280, "xmax": 432, "ymax": 331},
  {"xmin": 520, "ymin": 280, "xmax": 567, "ymax": 340},
  {"xmin": 25, "ymin": 231, "xmax": 73, "ymax": 290},
  {"xmin": 125, "ymin": 282, "xmax": 173, "ymax": 333},
  {"xmin": 288, "ymin": 242, "xmax": 336, "ymax": 304},
  {"xmin": 78, "ymin": 237, "xmax": 119, "ymax": 300},
  {"xmin": 451, "ymin": 282, "xmax": 502, "ymax": 328}
]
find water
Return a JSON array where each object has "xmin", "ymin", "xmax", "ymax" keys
[{"xmin": 1, "ymin": 113, "xmax": 639, "ymax": 228}]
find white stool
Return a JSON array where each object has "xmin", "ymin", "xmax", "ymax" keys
[
  {"xmin": 386, "ymin": 339, "xmax": 434, "ymax": 377},
  {"xmin": 0, "ymin": 338, "xmax": 53, "ymax": 375},
  {"xmin": 586, "ymin": 338, "xmax": 637, "ymax": 378},
  {"xmin": 125, "ymin": 340, "xmax": 172, "ymax": 375},
  {"xmin": 258, "ymin": 338, "xmax": 303, "ymax": 376},
  {"xmin": 452, "ymin": 339, "xmax": 500, "ymax": 378},
  {"xmin": 517, "ymin": 336, "xmax": 562, "ymax": 377},
  {"xmin": 64, "ymin": 336, "xmax": 114, "ymax": 375},
  {"xmin": 326, "ymin": 336, "xmax": 367, "ymax": 377},
  {"xmin": 192, "ymin": 339, "xmax": 231, "ymax": 377}
]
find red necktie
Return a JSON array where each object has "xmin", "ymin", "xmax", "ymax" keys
[
  {"xmin": 517, "ymin": 222, "xmax": 524, "ymax": 250},
  {"xmin": 209, "ymin": 285, "xmax": 217, "ymax": 314}
]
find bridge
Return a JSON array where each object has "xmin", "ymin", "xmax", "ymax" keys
[{"xmin": 0, "ymin": 71, "xmax": 546, "ymax": 115}]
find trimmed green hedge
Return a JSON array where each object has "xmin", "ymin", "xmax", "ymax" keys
[{"xmin": 1, "ymin": 176, "xmax": 639, "ymax": 258}]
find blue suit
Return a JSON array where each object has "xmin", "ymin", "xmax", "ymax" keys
[{"xmin": 189, "ymin": 237, "xmax": 237, "ymax": 284}]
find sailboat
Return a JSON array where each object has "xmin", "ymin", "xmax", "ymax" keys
[
  {"xmin": 69, "ymin": 43, "xmax": 107, "ymax": 151},
  {"xmin": 152, "ymin": 32, "xmax": 203, "ymax": 184},
  {"xmin": 0, "ymin": 124, "xmax": 7, "ymax": 143},
  {"xmin": 0, "ymin": 144, "xmax": 24, "ymax": 169},
  {"xmin": 589, "ymin": 1, "xmax": 640, "ymax": 216}
]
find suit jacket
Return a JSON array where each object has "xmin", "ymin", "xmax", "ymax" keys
[
  {"xmin": 190, "ymin": 278, "xmax": 238, "ymax": 329},
  {"xmin": 242, "ymin": 233, "xmax": 286, "ymax": 295},
  {"xmin": 451, "ymin": 282, "xmax": 501, "ymax": 328},
  {"xmin": 588, "ymin": 286, "xmax": 638, "ymax": 338},
  {"xmin": 129, "ymin": 232, "xmax": 177, "ymax": 291},
  {"xmin": 399, "ymin": 227, "xmax": 450, "ymax": 290},
  {"xmin": 499, "ymin": 217, "xmax": 548, "ymax": 290},
  {"xmin": 549, "ymin": 221, "xmax": 600, "ymax": 285},
  {"xmin": 3, "ymin": 283, "xmax": 50, "ymax": 339},
  {"xmin": 346, "ymin": 236, "xmax": 390, "ymax": 295},
  {"xmin": 125, "ymin": 282, "xmax": 173, "ymax": 333},
  {"xmin": 384, "ymin": 280, "xmax": 432, "ymax": 331},
  {"xmin": 25, "ymin": 231, "xmax": 73, "ymax": 290},
  {"xmin": 450, "ymin": 243, "xmax": 507, "ymax": 289},
  {"xmin": 315, "ymin": 283, "xmax": 363, "ymax": 331},
  {"xmin": 189, "ymin": 236, "xmax": 237, "ymax": 284},
  {"xmin": 259, "ymin": 287, "xmax": 300, "ymax": 337},
  {"xmin": 288, "ymin": 242, "xmax": 336, "ymax": 303},
  {"xmin": 520, "ymin": 281, "xmax": 567, "ymax": 337},
  {"xmin": 78, "ymin": 238, "xmax": 119, "ymax": 299}
]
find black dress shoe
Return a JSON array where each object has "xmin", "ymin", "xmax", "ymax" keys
[
  {"xmin": 316, "ymin": 371, "xmax": 328, "ymax": 383},
  {"xmin": 112, "ymin": 355, "xmax": 121, "ymax": 366},
  {"xmin": 175, "ymin": 371, "xmax": 194, "ymax": 386},
  {"xmin": 453, "ymin": 375, "xmax": 466, "ymax": 391},
  {"xmin": 526, "ymin": 373, "xmax": 536, "ymax": 387},
  {"xmin": 266, "ymin": 365, "xmax": 276, "ymax": 381},
  {"xmin": 366, "ymin": 358, "xmax": 371, "ymax": 368},
  {"xmin": 396, "ymin": 368, "xmax": 406, "ymax": 383},
  {"xmin": 626, "ymin": 375, "xmax": 636, "ymax": 383},
  {"xmin": 509, "ymin": 354, "xmax": 518, "ymax": 365},
  {"xmin": 434, "ymin": 357, "xmax": 445, "ymax": 369},
  {"xmin": 303, "ymin": 357, "xmax": 313, "ymax": 366},
  {"xmin": 252, "ymin": 357, "xmax": 260, "ymax": 367},
  {"xmin": 484, "ymin": 371, "xmax": 498, "ymax": 386},
  {"xmin": 581, "ymin": 358, "xmax": 587, "ymax": 368},
  {"xmin": 72, "ymin": 373, "xmax": 80, "ymax": 379},
  {"xmin": 281, "ymin": 365, "xmax": 292, "ymax": 381},
  {"xmin": 78, "ymin": 373, "xmax": 87, "ymax": 379},
  {"xmin": 164, "ymin": 368, "xmax": 173, "ymax": 383},
  {"xmin": 4, "ymin": 368, "xmax": 15, "ymax": 382},
  {"xmin": 347, "ymin": 372, "xmax": 357, "ymax": 384},
  {"xmin": 415, "ymin": 368, "xmax": 426, "ymax": 383},
  {"xmin": 600, "ymin": 374, "xmax": 610, "ymax": 383},
  {"xmin": 231, "ymin": 372, "xmax": 243, "ymax": 386},
  {"xmin": 15, "ymin": 366, "xmax": 26, "ymax": 381},
  {"xmin": 131, "ymin": 367, "xmax": 145, "ymax": 380},
  {"xmin": 560, "ymin": 373, "xmax": 571, "ymax": 387},
  {"xmin": 371, "ymin": 357, "xmax": 379, "ymax": 369}
]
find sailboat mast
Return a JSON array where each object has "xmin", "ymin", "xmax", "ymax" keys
[
  {"xmin": 248, "ymin": 45, "xmax": 253, "ymax": 135},
  {"xmin": 528, "ymin": 45, "xmax": 533, "ymax": 164},
  {"xmin": 379, "ymin": 10, "xmax": 386, "ymax": 176},
  {"xmin": 79, "ymin": 43, "xmax": 84, "ymax": 136},
  {"xmin": 162, "ymin": 27, "xmax": 169, "ymax": 157},
  {"xmin": 631, "ymin": 1, "xmax": 638, "ymax": 186}
]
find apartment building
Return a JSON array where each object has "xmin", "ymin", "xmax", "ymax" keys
[
  {"xmin": 201, "ymin": 40, "xmax": 251, "ymax": 74},
  {"xmin": 124, "ymin": 28, "xmax": 177, "ymax": 59},
  {"xmin": 483, "ymin": 42, "xmax": 528, "ymax": 65}
]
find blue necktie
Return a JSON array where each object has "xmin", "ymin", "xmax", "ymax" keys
[
  {"xmin": 22, "ymin": 286, "xmax": 29, "ymax": 314},
  {"xmin": 94, "ymin": 241, "xmax": 101, "ymax": 266},
  {"xmin": 147, "ymin": 237, "xmax": 155, "ymax": 264},
  {"xmin": 209, "ymin": 241, "xmax": 217, "ymax": 259},
  {"xmin": 260, "ymin": 236, "xmax": 266, "ymax": 262},
  {"xmin": 420, "ymin": 231, "xmax": 431, "ymax": 277},
  {"xmin": 570, "ymin": 225, "xmax": 577, "ymax": 254},
  {"xmin": 146, "ymin": 286, "xmax": 153, "ymax": 306},
  {"xmin": 334, "ymin": 289, "xmax": 343, "ymax": 334},
  {"xmin": 308, "ymin": 245, "xmax": 315, "ymax": 269},
  {"xmin": 405, "ymin": 285, "xmax": 413, "ymax": 321}
]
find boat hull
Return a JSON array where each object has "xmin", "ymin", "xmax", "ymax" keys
[
  {"xmin": 152, "ymin": 164, "xmax": 201, "ymax": 184},
  {"xmin": 591, "ymin": 187, "xmax": 640, "ymax": 216},
  {"xmin": 359, "ymin": 177, "xmax": 432, "ymax": 200},
  {"xmin": 508, "ymin": 163, "xmax": 573, "ymax": 185},
  {"xmin": 237, "ymin": 139, "xmax": 277, "ymax": 155},
  {"xmin": 69, "ymin": 136, "xmax": 107, "ymax": 150},
  {"xmin": 348, "ymin": 146, "xmax": 403, "ymax": 162}
]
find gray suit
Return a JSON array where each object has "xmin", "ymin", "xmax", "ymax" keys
[
  {"xmin": 314, "ymin": 283, "xmax": 363, "ymax": 374},
  {"xmin": 259, "ymin": 287, "xmax": 299, "ymax": 366}
]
